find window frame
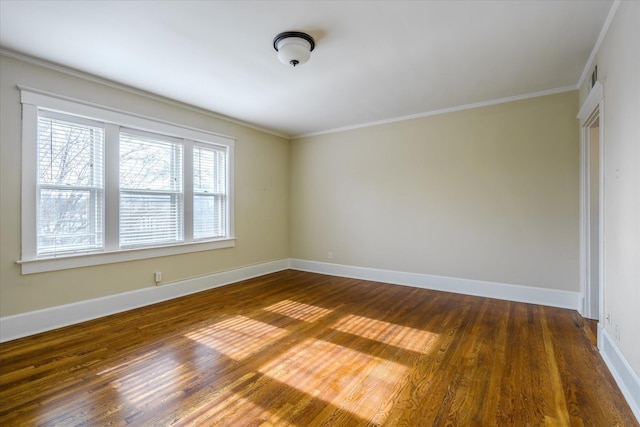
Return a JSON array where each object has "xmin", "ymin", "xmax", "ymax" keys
[{"xmin": 18, "ymin": 87, "xmax": 235, "ymax": 275}]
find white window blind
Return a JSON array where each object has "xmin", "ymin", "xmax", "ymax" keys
[
  {"xmin": 193, "ymin": 144, "xmax": 227, "ymax": 239},
  {"xmin": 37, "ymin": 111, "xmax": 104, "ymax": 255},
  {"xmin": 119, "ymin": 130, "xmax": 184, "ymax": 247}
]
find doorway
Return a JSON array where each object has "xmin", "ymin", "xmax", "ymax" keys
[
  {"xmin": 578, "ymin": 80, "xmax": 604, "ymax": 345},
  {"xmin": 585, "ymin": 115, "xmax": 600, "ymax": 320}
]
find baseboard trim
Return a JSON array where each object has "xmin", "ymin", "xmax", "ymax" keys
[
  {"xmin": 289, "ymin": 259, "xmax": 580, "ymax": 310},
  {"xmin": 0, "ymin": 258, "xmax": 582, "ymax": 342},
  {"xmin": 0, "ymin": 259, "xmax": 289, "ymax": 343},
  {"xmin": 600, "ymin": 328, "xmax": 640, "ymax": 422}
]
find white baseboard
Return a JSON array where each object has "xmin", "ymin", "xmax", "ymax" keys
[
  {"xmin": 0, "ymin": 259, "xmax": 289, "ymax": 343},
  {"xmin": 289, "ymin": 259, "xmax": 580, "ymax": 310},
  {"xmin": 600, "ymin": 328, "xmax": 640, "ymax": 422},
  {"xmin": 0, "ymin": 258, "xmax": 582, "ymax": 343}
]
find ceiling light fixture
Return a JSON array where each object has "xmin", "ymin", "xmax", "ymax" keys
[{"xmin": 273, "ymin": 31, "xmax": 315, "ymax": 67}]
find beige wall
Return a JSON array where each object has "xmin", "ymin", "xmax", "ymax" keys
[
  {"xmin": 0, "ymin": 54, "xmax": 290, "ymax": 317},
  {"xmin": 291, "ymin": 91, "xmax": 580, "ymax": 291},
  {"xmin": 579, "ymin": 1, "xmax": 640, "ymax": 377}
]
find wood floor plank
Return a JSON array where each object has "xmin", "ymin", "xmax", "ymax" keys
[{"xmin": 0, "ymin": 270, "xmax": 637, "ymax": 426}]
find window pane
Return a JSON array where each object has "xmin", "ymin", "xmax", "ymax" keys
[
  {"xmin": 120, "ymin": 193, "xmax": 183, "ymax": 246},
  {"xmin": 119, "ymin": 131, "xmax": 184, "ymax": 247},
  {"xmin": 194, "ymin": 145, "xmax": 226, "ymax": 239},
  {"xmin": 38, "ymin": 188, "xmax": 103, "ymax": 254},
  {"xmin": 194, "ymin": 145, "xmax": 226, "ymax": 194},
  {"xmin": 194, "ymin": 194, "xmax": 225, "ymax": 239},
  {"xmin": 120, "ymin": 132, "xmax": 183, "ymax": 191},
  {"xmin": 38, "ymin": 115, "xmax": 103, "ymax": 186}
]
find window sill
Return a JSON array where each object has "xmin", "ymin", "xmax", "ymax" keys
[{"xmin": 17, "ymin": 238, "xmax": 236, "ymax": 275}]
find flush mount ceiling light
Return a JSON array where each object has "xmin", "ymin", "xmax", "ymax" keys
[{"xmin": 273, "ymin": 31, "xmax": 315, "ymax": 67}]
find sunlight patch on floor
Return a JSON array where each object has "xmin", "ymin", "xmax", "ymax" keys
[
  {"xmin": 331, "ymin": 314, "xmax": 439, "ymax": 354},
  {"xmin": 185, "ymin": 391, "xmax": 296, "ymax": 427},
  {"xmin": 259, "ymin": 338, "xmax": 406, "ymax": 424},
  {"xmin": 185, "ymin": 315, "xmax": 289, "ymax": 360},
  {"xmin": 96, "ymin": 349, "xmax": 188, "ymax": 415},
  {"xmin": 263, "ymin": 299, "xmax": 333, "ymax": 322},
  {"xmin": 96, "ymin": 349, "xmax": 161, "ymax": 377}
]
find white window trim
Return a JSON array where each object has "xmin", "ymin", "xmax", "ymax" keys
[{"xmin": 18, "ymin": 86, "xmax": 236, "ymax": 275}]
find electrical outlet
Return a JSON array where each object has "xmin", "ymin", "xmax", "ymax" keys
[
  {"xmin": 327, "ymin": 251, "xmax": 333, "ymax": 260},
  {"xmin": 154, "ymin": 271, "xmax": 162, "ymax": 284},
  {"xmin": 606, "ymin": 312, "xmax": 611, "ymax": 325}
]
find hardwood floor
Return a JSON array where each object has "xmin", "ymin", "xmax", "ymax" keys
[{"xmin": 0, "ymin": 270, "xmax": 636, "ymax": 426}]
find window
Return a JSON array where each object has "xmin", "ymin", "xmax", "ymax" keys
[
  {"xmin": 20, "ymin": 88, "xmax": 235, "ymax": 274},
  {"xmin": 37, "ymin": 112, "xmax": 104, "ymax": 255},
  {"xmin": 193, "ymin": 144, "xmax": 227, "ymax": 240},
  {"xmin": 119, "ymin": 130, "xmax": 184, "ymax": 247}
]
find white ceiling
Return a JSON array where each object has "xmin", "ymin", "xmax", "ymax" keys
[{"xmin": 0, "ymin": 1, "xmax": 613, "ymax": 138}]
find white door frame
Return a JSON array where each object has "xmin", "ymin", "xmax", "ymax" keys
[{"xmin": 577, "ymin": 81, "xmax": 605, "ymax": 342}]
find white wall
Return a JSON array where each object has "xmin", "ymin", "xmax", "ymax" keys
[{"xmin": 579, "ymin": 0, "xmax": 640, "ymax": 379}]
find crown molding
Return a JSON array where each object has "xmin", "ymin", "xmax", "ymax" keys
[
  {"xmin": 293, "ymin": 85, "xmax": 577, "ymax": 139},
  {"xmin": 576, "ymin": 0, "xmax": 621, "ymax": 90},
  {"xmin": 0, "ymin": 48, "xmax": 289, "ymax": 139}
]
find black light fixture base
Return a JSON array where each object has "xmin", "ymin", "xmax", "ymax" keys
[{"xmin": 273, "ymin": 31, "xmax": 316, "ymax": 52}]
